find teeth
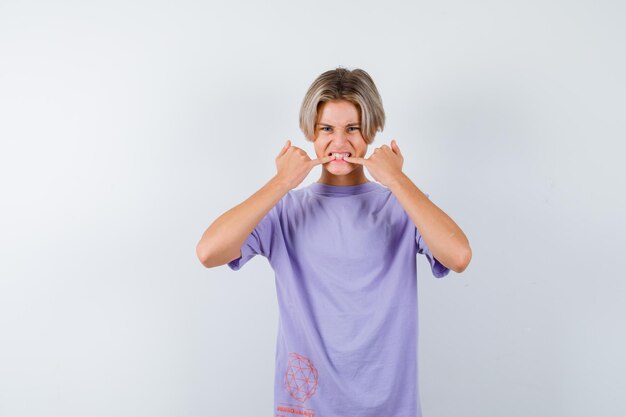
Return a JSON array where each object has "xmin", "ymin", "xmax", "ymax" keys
[{"xmin": 332, "ymin": 153, "xmax": 351, "ymax": 159}]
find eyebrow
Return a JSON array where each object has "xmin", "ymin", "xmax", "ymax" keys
[{"xmin": 316, "ymin": 123, "xmax": 360, "ymax": 127}]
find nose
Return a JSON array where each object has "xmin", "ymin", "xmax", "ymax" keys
[{"xmin": 331, "ymin": 130, "xmax": 349, "ymax": 145}]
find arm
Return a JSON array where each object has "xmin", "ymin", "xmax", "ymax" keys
[
  {"xmin": 387, "ymin": 173, "xmax": 472, "ymax": 273},
  {"xmin": 196, "ymin": 140, "xmax": 333, "ymax": 268},
  {"xmin": 343, "ymin": 139, "xmax": 471, "ymax": 273},
  {"xmin": 195, "ymin": 175, "xmax": 291, "ymax": 268}
]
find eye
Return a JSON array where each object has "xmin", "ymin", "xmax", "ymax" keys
[
  {"xmin": 320, "ymin": 126, "xmax": 332, "ymax": 132},
  {"xmin": 348, "ymin": 126, "xmax": 360, "ymax": 132}
]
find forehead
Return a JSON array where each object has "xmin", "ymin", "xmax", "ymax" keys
[{"xmin": 317, "ymin": 100, "xmax": 360, "ymax": 124}]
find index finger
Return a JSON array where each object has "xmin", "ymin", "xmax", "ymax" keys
[
  {"xmin": 311, "ymin": 155, "xmax": 334, "ymax": 166},
  {"xmin": 342, "ymin": 155, "xmax": 367, "ymax": 165}
]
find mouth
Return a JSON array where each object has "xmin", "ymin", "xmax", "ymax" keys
[{"xmin": 328, "ymin": 152, "xmax": 352, "ymax": 160}]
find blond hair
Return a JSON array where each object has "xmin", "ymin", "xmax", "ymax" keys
[{"xmin": 299, "ymin": 67, "xmax": 385, "ymax": 144}]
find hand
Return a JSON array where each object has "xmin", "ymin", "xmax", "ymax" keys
[
  {"xmin": 343, "ymin": 139, "xmax": 405, "ymax": 187},
  {"xmin": 275, "ymin": 139, "xmax": 334, "ymax": 190}
]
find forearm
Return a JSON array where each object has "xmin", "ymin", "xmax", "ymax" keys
[
  {"xmin": 387, "ymin": 173, "xmax": 471, "ymax": 273},
  {"xmin": 196, "ymin": 175, "xmax": 291, "ymax": 267}
]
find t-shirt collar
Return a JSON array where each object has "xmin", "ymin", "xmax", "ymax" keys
[{"xmin": 308, "ymin": 181, "xmax": 381, "ymax": 196}]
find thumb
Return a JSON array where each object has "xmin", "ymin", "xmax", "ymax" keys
[
  {"xmin": 391, "ymin": 139, "xmax": 402, "ymax": 156},
  {"xmin": 277, "ymin": 139, "xmax": 291, "ymax": 158}
]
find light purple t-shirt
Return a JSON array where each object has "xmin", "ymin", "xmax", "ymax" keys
[{"xmin": 228, "ymin": 181, "xmax": 450, "ymax": 417}]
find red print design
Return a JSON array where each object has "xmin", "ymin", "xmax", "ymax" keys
[{"xmin": 284, "ymin": 352, "xmax": 319, "ymax": 403}]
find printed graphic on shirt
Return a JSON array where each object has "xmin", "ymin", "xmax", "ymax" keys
[
  {"xmin": 276, "ymin": 402, "xmax": 316, "ymax": 417},
  {"xmin": 284, "ymin": 352, "xmax": 319, "ymax": 403}
]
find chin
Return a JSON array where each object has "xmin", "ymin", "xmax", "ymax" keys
[{"xmin": 327, "ymin": 167, "xmax": 353, "ymax": 175}]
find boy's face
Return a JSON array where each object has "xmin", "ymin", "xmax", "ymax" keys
[{"xmin": 313, "ymin": 100, "xmax": 368, "ymax": 179}]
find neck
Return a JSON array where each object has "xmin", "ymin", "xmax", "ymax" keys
[{"xmin": 317, "ymin": 167, "xmax": 370, "ymax": 186}]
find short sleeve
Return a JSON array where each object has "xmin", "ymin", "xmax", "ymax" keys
[
  {"xmin": 227, "ymin": 200, "xmax": 282, "ymax": 271},
  {"xmin": 416, "ymin": 193, "xmax": 451, "ymax": 278}
]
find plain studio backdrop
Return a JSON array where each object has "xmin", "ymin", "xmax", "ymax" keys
[{"xmin": 1, "ymin": 0, "xmax": 624, "ymax": 416}]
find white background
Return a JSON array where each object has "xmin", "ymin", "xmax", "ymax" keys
[{"xmin": 1, "ymin": 1, "xmax": 624, "ymax": 416}]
